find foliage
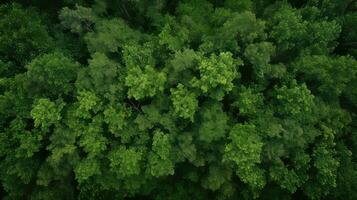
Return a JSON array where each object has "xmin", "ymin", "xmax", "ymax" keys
[
  {"xmin": 0, "ymin": 1, "xmax": 356, "ymax": 200},
  {"xmin": 170, "ymin": 83, "xmax": 198, "ymax": 121},
  {"xmin": 0, "ymin": 3, "xmax": 53, "ymax": 71}
]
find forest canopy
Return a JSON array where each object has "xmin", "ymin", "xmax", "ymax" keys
[{"xmin": 0, "ymin": 0, "xmax": 356, "ymax": 199}]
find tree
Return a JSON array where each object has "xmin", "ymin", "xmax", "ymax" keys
[
  {"xmin": 0, "ymin": 3, "xmax": 53, "ymax": 72},
  {"xmin": 0, "ymin": 0, "xmax": 356, "ymax": 199}
]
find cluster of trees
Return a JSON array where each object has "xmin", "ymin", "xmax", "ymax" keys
[{"xmin": 0, "ymin": 0, "xmax": 356, "ymax": 199}]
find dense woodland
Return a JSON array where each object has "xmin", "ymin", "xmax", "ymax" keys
[{"xmin": 0, "ymin": 0, "xmax": 356, "ymax": 199}]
